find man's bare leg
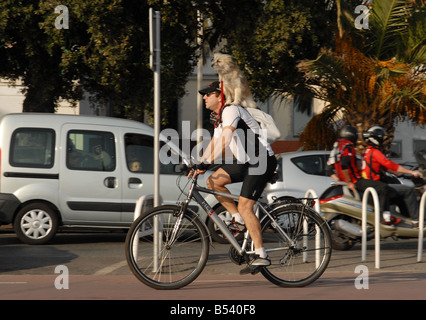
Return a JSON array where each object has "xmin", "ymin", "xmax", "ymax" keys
[{"xmin": 206, "ymin": 168, "xmax": 238, "ymax": 214}]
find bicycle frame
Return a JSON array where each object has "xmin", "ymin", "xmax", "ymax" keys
[{"xmin": 183, "ymin": 175, "xmax": 296, "ymax": 259}]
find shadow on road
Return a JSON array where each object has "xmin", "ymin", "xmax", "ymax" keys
[{"xmin": 0, "ymin": 245, "xmax": 78, "ymax": 273}]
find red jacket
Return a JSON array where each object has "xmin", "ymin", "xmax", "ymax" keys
[
  {"xmin": 362, "ymin": 146, "xmax": 399, "ymax": 181},
  {"xmin": 334, "ymin": 139, "xmax": 362, "ymax": 183}
]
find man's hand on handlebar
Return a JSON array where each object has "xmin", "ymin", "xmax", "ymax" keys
[{"xmin": 185, "ymin": 162, "xmax": 209, "ymax": 179}]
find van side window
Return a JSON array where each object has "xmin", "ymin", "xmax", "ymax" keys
[
  {"xmin": 124, "ymin": 133, "xmax": 177, "ymax": 174},
  {"xmin": 10, "ymin": 128, "xmax": 55, "ymax": 168},
  {"xmin": 67, "ymin": 130, "xmax": 116, "ymax": 171}
]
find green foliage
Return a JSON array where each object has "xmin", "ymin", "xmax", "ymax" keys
[
  {"xmin": 209, "ymin": 0, "xmax": 336, "ymax": 105},
  {"xmin": 0, "ymin": 0, "xmax": 200, "ymax": 121}
]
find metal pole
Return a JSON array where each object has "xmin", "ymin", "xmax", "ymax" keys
[
  {"xmin": 150, "ymin": 8, "xmax": 161, "ymax": 272},
  {"xmin": 196, "ymin": 10, "xmax": 203, "ymax": 160},
  {"xmin": 153, "ymin": 9, "xmax": 161, "ymax": 208}
]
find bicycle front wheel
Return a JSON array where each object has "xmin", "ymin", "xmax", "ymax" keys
[
  {"xmin": 260, "ymin": 203, "xmax": 332, "ymax": 287},
  {"xmin": 125, "ymin": 205, "xmax": 209, "ymax": 290}
]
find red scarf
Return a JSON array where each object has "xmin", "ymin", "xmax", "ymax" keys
[{"xmin": 214, "ymin": 81, "xmax": 226, "ymax": 128}]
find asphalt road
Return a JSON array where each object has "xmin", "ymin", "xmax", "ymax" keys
[{"xmin": 1, "ymin": 227, "xmax": 426, "ymax": 301}]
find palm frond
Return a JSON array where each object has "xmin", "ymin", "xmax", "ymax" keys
[
  {"xmin": 369, "ymin": 0, "xmax": 414, "ymax": 59},
  {"xmin": 400, "ymin": 5, "xmax": 426, "ymax": 64}
]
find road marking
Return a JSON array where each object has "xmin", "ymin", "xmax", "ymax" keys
[
  {"xmin": 195, "ymin": 279, "xmax": 260, "ymax": 283},
  {"xmin": 0, "ymin": 282, "xmax": 27, "ymax": 284},
  {"xmin": 94, "ymin": 260, "xmax": 128, "ymax": 275}
]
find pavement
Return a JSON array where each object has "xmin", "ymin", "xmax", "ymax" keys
[
  {"xmin": 204, "ymin": 236, "xmax": 426, "ymax": 274},
  {"xmin": 1, "ymin": 225, "xmax": 426, "ymax": 300},
  {"xmin": 1, "ymin": 237, "xmax": 425, "ymax": 301}
]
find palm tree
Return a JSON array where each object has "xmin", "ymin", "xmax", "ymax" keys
[{"xmin": 298, "ymin": 0, "xmax": 425, "ymax": 152}]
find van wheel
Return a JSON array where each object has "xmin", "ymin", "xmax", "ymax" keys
[{"xmin": 14, "ymin": 203, "xmax": 59, "ymax": 245}]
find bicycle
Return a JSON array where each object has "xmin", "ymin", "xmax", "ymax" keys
[{"xmin": 125, "ymin": 163, "xmax": 332, "ymax": 290}]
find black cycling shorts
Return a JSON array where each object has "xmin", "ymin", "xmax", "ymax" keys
[{"xmin": 220, "ymin": 155, "xmax": 277, "ymax": 200}]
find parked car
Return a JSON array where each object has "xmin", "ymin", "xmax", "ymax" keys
[
  {"xmin": 263, "ymin": 150, "xmax": 336, "ymax": 202},
  {"xmin": 0, "ymin": 113, "xmax": 234, "ymax": 244}
]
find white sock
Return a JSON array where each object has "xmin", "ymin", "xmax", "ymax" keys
[
  {"xmin": 232, "ymin": 213, "xmax": 245, "ymax": 225},
  {"xmin": 255, "ymin": 248, "xmax": 267, "ymax": 258}
]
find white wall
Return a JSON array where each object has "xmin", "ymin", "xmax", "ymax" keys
[
  {"xmin": 393, "ymin": 120, "xmax": 426, "ymax": 163},
  {"xmin": 0, "ymin": 80, "xmax": 24, "ymax": 115}
]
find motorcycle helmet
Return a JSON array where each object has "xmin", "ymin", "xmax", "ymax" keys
[
  {"xmin": 339, "ymin": 125, "xmax": 358, "ymax": 144},
  {"xmin": 362, "ymin": 126, "xmax": 386, "ymax": 146}
]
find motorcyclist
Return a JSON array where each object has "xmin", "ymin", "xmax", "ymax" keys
[
  {"xmin": 327, "ymin": 125, "xmax": 399, "ymax": 225},
  {"xmin": 362, "ymin": 126, "xmax": 423, "ymax": 227}
]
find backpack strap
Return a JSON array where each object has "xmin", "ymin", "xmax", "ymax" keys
[{"xmin": 365, "ymin": 147, "xmax": 380, "ymax": 179}]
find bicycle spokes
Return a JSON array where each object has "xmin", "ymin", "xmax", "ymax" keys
[{"xmin": 260, "ymin": 204, "xmax": 332, "ymax": 287}]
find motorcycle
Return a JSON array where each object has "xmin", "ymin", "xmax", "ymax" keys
[{"xmin": 319, "ymin": 172, "xmax": 426, "ymax": 250}]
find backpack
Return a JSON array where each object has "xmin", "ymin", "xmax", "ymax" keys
[
  {"xmin": 327, "ymin": 141, "xmax": 340, "ymax": 166},
  {"xmin": 245, "ymin": 107, "xmax": 281, "ymax": 144},
  {"xmin": 327, "ymin": 139, "xmax": 352, "ymax": 166}
]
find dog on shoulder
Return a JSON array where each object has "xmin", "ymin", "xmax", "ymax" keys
[{"xmin": 211, "ymin": 53, "xmax": 256, "ymax": 108}]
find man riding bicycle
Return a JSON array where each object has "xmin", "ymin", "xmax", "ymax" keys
[{"xmin": 192, "ymin": 81, "xmax": 277, "ymax": 274}]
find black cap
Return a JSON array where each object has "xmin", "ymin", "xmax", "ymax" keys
[{"xmin": 199, "ymin": 81, "xmax": 221, "ymax": 95}]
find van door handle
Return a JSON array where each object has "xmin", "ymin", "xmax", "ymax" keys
[
  {"xmin": 104, "ymin": 177, "xmax": 117, "ymax": 188},
  {"xmin": 128, "ymin": 177, "xmax": 143, "ymax": 189}
]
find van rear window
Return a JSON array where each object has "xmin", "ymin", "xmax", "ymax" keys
[{"xmin": 10, "ymin": 128, "xmax": 55, "ymax": 168}]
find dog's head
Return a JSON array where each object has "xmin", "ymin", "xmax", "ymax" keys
[{"xmin": 212, "ymin": 53, "xmax": 236, "ymax": 74}]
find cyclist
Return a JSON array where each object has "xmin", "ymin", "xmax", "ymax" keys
[
  {"xmin": 362, "ymin": 126, "xmax": 423, "ymax": 226},
  {"xmin": 193, "ymin": 81, "xmax": 277, "ymax": 273}
]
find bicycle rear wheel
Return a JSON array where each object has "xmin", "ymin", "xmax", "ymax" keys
[
  {"xmin": 260, "ymin": 203, "xmax": 332, "ymax": 287},
  {"xmin": 125, "ymin": 205, "xmax": 209, "ymax": 290}
]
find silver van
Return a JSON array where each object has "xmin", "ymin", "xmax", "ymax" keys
[{"xmin": 0, "ymin": 113, "xmax": 224, "ymax": 244}]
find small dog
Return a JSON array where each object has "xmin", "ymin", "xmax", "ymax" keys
[{"xmin": 211, "ymin": 53, "xmax": 256, "ymax": 108}]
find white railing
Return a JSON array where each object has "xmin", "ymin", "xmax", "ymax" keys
[
  {"xmin": 361, "ymin": 188, "xmax": 426, "ymax": 267},
  {"xmin": 304, "ymin": 189, "xmax": 321, "ymax": 268},
  {"xmin": 132, "ymin": 194, "xmax": 162, "ymax": 272},
  {"xmin": 361, "ymin": 187, "xmax": 381, "ymax": 269},
  {"xmin": 417, "ymin": 191, "xmax": 426, "ymax": 262}
]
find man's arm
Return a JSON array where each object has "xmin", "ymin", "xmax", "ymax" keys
[{"xmin": 201, "ymin": 126, "xmax": 235, "ymax": 164}]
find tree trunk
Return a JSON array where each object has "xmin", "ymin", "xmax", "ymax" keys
[{"xmin": 22, "ymin": 84, "xmax": 56, "ymax": 113}]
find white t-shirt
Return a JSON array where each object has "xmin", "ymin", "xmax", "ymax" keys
[{"xmin": 214, "ymin": 105, "xmax": 274, "ymax": 163}]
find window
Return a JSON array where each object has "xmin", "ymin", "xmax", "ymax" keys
[
  {"xmin": 413, "ymin": 140, "xmax": 426, "ymax": 154},
  {"xmin": 413, "ymin": 140, "xmax": 426, "ymax": 167},
  {"xmin": 67, "ymin": 130, "xmax": 116, "ymax": 171},
  {"xmin": 10, "ymin": 128, "xmax": 55, "ymax": 168},
  {"xmin": 291, "ymin": 155, "xmax": 328, "ymax": 176},
  {"xmin": 389, "ymin": 140, "xmax": 402, "ymax": 159},
  {"xmin": 124, "ymin": 133, "xmax": 178, "ymax": 174}
]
